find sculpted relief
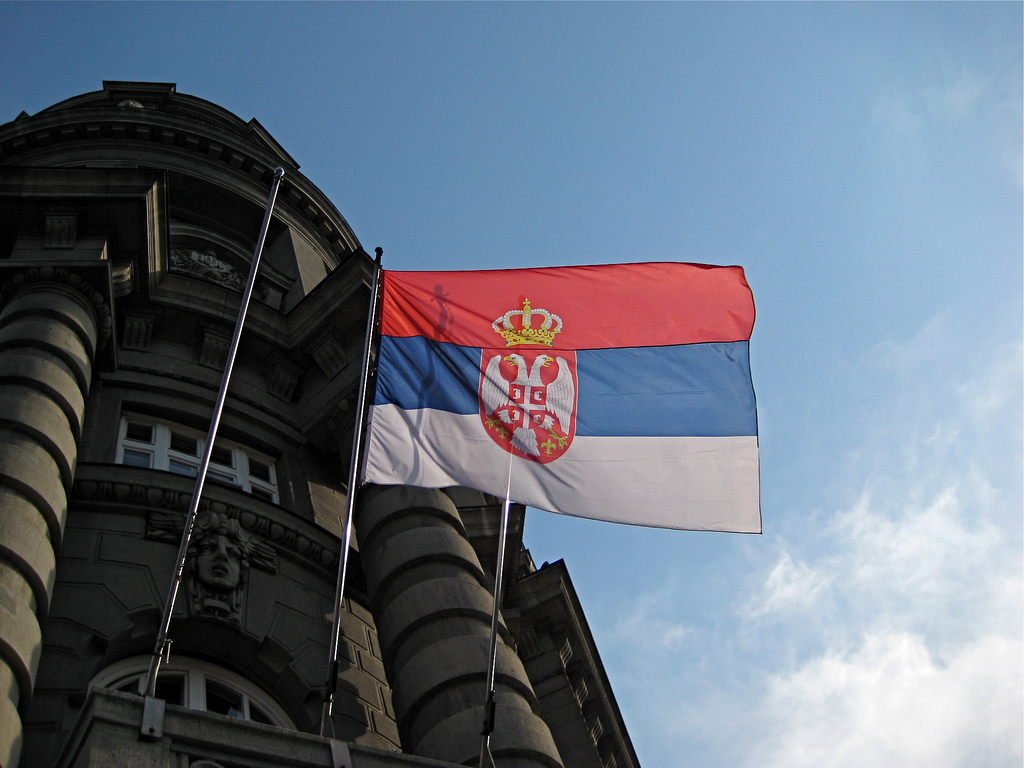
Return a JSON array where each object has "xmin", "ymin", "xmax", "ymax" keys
[
  {"xmin": 169, "ymin": 247, "xmax": 243, "ymax": 291},
  {"xmin": 188, "ymin": 512, "xmax": 252, "ymax": 622}
]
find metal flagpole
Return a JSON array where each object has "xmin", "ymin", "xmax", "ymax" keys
[
  {"xmin": 141, "ymin": 167, "xmax": 285, "ymax": 712},
  {"xmin": 320, "ymin": 248, "xmax": 384, "ymax": 737},
  {"xmin": 478, "ymin": 466, "xmax": 515, "ymax": 768}
]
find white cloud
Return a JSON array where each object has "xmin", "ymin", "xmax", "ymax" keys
[
  {"xmin": 743, "ymin": 474, "xmax": 1013, "ymax": 643},
  {"xmin": 956, "ymin": 342, "xmax": 1024, "ymax": 427},
  {"xmin": 750, "ymin": 631, "xmax": 1023, "ymax": 768},
  {"xmin": 743, "ymin": 551, "xmax": 830, "ymax": 619},
  {"xmin": 738, "ymin": 316, "xmax": 1023, "ymax": 767},
  {"xmin": 834, "ymin": 486, "xmax": 1004, "ymax": 619},
  {"xmin": 595, "ymin": 314, "xmax": 1021, "ymax": 768},
  {"xmin": 743, "ymin": 481, "xmax": 1024, "ymax": 767}
]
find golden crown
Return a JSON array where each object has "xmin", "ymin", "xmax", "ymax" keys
[{"xmin": 492, "ymin": 299, "xmax": 563, "ymax": 346}]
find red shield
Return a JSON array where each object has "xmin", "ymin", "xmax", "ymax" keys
[{"xmin": 479, "ymin": 348, "xmax": 577, "ymax": 463}]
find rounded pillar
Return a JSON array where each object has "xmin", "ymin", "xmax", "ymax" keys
[
  {"xmin": 0, "ymin": 276, "xmax": 102, "ymax": 768},
  {"xmin": 356, "ymin": 485, "xmax": 563, "ymax": 768}
]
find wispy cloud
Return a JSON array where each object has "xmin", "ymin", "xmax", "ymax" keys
[
  {"xmin": 872, "ymin": 88, "xmax": 922, "ymax": 136},
  {"xmin": 612, "ymin": 588, "xmax": 696, "ymax": 651},
  {"xmin": 743, "ymin": 476, "xmax": 1023, "ymax": 767},
  {"xmin": 740, "ymin": 316, "xmax": 1023, "ymax": 767},
  {"xmin": 833, "ymin": 486, "xmax": 1005, "ymax": 628},
  {"xmin": 751, "ymin": 631, "xmax": 1023, "ymax": 768},
  {"xmin": 742, "ymin": 551, "xmax": 830, "ymax": 619},
  {"xmin": 601, "ymin": 312, "xmax": 1022, "ymax": 768},
  {"xmin": 924, "ymin": 70, "xmax": 984, "ymax": 119},
  {"xmin": 869, "ymin": 63, "xmax": 1020, "ymax": 185},
  {"xmin": 872, "ymin": 69, "xmax": 984, "ymax": 137}
]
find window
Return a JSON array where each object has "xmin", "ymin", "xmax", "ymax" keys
[
  {"xmin": 116, "ymin": 416, "xmax": 279, "ymax": 503},
  {"xmin": 92, "ymin": 656, "xmax": 294, "ymax": 728}
]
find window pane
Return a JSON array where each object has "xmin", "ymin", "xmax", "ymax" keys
[
  {"xmin": 209, "ymin": 469, "xmax": 240, "ymax": 487},
  {"xmin": 122, "ymin": 449, "xmax": 153, "ymax": 468},
  {"xmin": 211, "ymin": 444, "xmax": 233, "ymax": 467},
  {"xmin": 206, "ymin": 680, "xmax": 244, "ymax": 719},
  {"xmin": 111, "ymin": 675, "xmax": 144, "ymax": 695},
  {"xmin": 125, "ymin": 422, "xmax": 154, "ymax": 443},
  {"xmin": 249, "ymin": 702, "xmax": 273, "ymax": 724},
  {"xmin": 168, "ymin": 458, "xmax": 198, "ymax": 477},
  {"xmin": 250, "ymin": 486, "xmax": 275, "ymax": 502},
  {"xmin": 249, "ymin": 458, "xmax": 271, "ymax": 482},
  {"xmin": 170, "ymin": 432, "xmax": 198, "ymax": 456},
  {"xmin": 155, "ymin": 674, "xmax": 186, "ymax": 706}
]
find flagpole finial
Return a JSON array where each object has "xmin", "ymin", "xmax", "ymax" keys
[
  {"xmin": 272, "ymin": 166, "xmax": 285, "ymax": 180},
  {"xmin": 374, "ymin": 246, "xmax": 383, "ymax": 265}
]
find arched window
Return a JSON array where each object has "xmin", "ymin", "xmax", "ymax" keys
[{"xmin": 92, "ymin": 656, "xmax": 294, "ymax": 728}]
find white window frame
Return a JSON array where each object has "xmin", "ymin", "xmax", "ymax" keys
[
  {"xmin": 116, "ymin": 415, "xmax": 279, "ymax": 503},
  {"xmin": 91, "ymin": 655, "xmax": 295, "ymax": 728}
]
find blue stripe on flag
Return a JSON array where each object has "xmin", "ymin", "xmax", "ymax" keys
[
  {"xmin": 575, "ymin": 344, "xmax": 756, "ymax": 437},
  {"xmin": 375, "ymin": 336, "xmax": 756, "ymax": 437},
  {"xmin": 375, "ymin": 335, "xmax": 481, "ymax": 413}
]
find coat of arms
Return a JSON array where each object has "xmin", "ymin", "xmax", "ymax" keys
[{"xmin": 479, "ymin": 299, "xmax": 577, "ymax": 463}]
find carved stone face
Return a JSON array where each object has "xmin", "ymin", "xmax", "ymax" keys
[{"xmin": 196, "ymin": 532, "xmax": 242, "ymax": 592}]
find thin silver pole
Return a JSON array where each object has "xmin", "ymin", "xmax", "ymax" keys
[
  {"xmin": 320, "ymin": 249, "xmax": 383, "ymax": 737},
  {"xmin": 143, "ymin": 167, "xmax": 285, "ymax": 699},
  {"xmin": 478, "ymin": 495, "xmax": 513, "ymax": 768}
]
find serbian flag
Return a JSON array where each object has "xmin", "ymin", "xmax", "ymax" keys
[{"xmin": 362, "ymin": 262, "xmax": 760, "ymax": 532}]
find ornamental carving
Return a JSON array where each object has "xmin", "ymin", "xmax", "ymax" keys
[
  {"xmin": 170, "ymin": 247, "xmax": 243, "ymax": 291},
  {"xmin": 71, "ymin": 476, "xmax": 337, "ymax": 572},
  {"xmin": 186, "ymin": 511, "xmax": 254, "ymax": 623}
]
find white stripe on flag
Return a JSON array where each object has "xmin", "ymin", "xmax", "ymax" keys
[{"xmin": 364, "ymin": 404, "xmax": 760, "ymax": 532}]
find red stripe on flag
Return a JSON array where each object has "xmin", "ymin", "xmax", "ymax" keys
[{"xmin": 380, "ymin": 262, "xmax": 754, "ymax": 350}]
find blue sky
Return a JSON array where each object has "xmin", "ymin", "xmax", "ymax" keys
[{"xmin": 2, "ymin": 3, "xmax": 1021, "ymax": 767}]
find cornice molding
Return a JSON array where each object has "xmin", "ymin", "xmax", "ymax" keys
[
  {"xmin": 0, "ymin": 107, "xmax": 361, "ymax": 261},
  {"xmin": 71, "ymin": 465, "xmax": 341, "ymax": 574},
  {"xmin": 115, "ymin": 362, "xmax": 304, "ymax": 435}
]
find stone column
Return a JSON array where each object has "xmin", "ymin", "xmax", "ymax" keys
[
  {"xmin": 0, "ymin": 268, "xmax": 109, "ymax": 768},
  {"xmin": 356, "ymin": 485, "xmax": 563, "ymax": 768}
]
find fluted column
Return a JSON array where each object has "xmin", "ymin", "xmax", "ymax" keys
[
  {"xmin": 0, "ymin": 270, "xmax": 108, "ymax": 768},
  {"xmin": 356, "ymin": 485, "xmax": 563, "ymax": 768}
]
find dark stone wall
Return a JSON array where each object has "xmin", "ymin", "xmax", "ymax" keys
[
  {"xmin": 20, "ymin": 466, "xmax": 401, "ymax": 766},
  {"xmin": 355, "ymin": 485, "xmax": 563, "ymax": 768}
]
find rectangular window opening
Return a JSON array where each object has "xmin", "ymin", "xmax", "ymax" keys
[
  {"xmin": 170, "ymin": 431, "xmax": 199, "ymax": 456},
  {"xmin": 125, "ymin": 422, "xmax": 154, "ymax": 443},
  {"xmin": 122, "ymin": 449, "xmax": 153, "ymax": 468},
  {"xmin": 210, "ymin": 444, "xmax": 234, "ymax": 467},
  {"xmin": 168, "ymin": 458, "xmax": 198, "ymax": 478},
  {"xmin": 248, "ymin": 458, "xmax": 271, "ymax": 482}
]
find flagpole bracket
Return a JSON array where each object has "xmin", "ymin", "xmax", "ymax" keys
[
  {"xmin": 329, "ymin": 739, "xmax": 351, "ymax": 768},
  {"xmin": 481, "ymin": 692, "xmax": 496, "ymax": 736},
  {"xmin": 139, "ymin": 695, "xmax": 165, "ymax": 740}
]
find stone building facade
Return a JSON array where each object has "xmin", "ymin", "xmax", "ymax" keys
[{"xmin": 0, "ymin": 82, "xmax": 640, "ymax": 768}]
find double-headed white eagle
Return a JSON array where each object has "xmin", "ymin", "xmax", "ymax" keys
[{"xmin": 481, "ymin": 353, "xmax": 575, "ymax": 457}]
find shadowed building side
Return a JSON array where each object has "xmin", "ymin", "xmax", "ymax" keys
[
  {"xmin": 0, "ymin": 259, "xmax": 111, "ymax": 767},
  {"xmin": 356, "ymin": 485, "xmax": 563, "ymax": 768},
  {"xmin": 0, "ymin": 81, "xmax": 639, "ymax": 768}
]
